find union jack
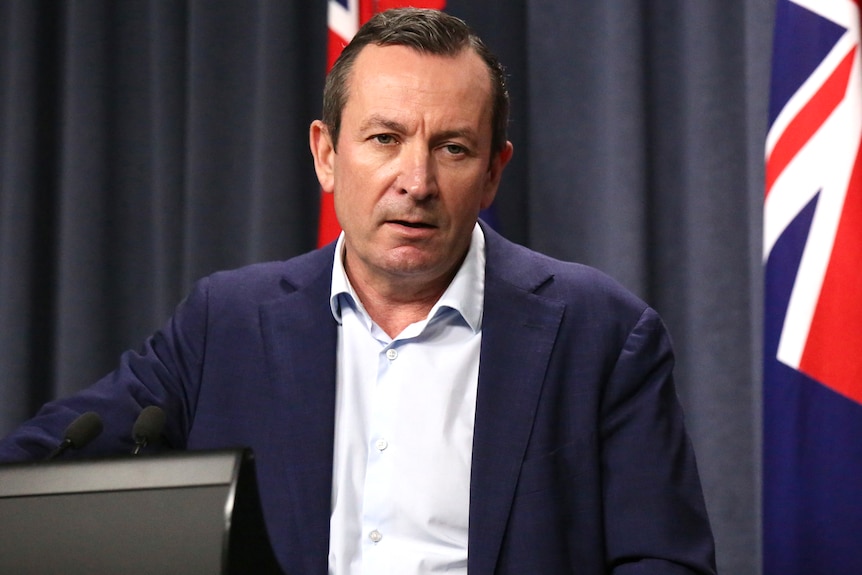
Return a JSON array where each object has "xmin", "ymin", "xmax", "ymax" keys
[
  {"xmin": 763, "ymin": 1, "xmax": 862, "ymax": 573},
  {"xmin": 765, "ymin": 0, "xmax": 862, "ymax": 403}
]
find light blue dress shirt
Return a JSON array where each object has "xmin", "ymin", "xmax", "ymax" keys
[{"xmin": 327, "ymin": 224, "xmax": 485, "ymax": 575}]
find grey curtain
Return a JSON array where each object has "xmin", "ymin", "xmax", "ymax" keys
[{"xmin": 0, "ymin": 1, "xmax": 772, "ymax": 574}]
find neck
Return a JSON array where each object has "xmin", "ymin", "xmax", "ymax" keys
[
  {"xmin": 361, "ymin": 291, "xmax": 441, "ymax": 338},
  {"xmin": 348, "ymin": 270, "xmax": 453, "ymax": 338},
  {"xmin": 343, "ymin": 249, "xmax": 467, "ymax": 338}
]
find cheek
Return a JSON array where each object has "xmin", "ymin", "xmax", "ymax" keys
[
  {"xmin": 479, "ymin": 184, "xmax": 497, "ymax": 210},
  {"xmin": 331, "ymin": 175, "xmax": 357, "ymax": 228},
  {"xmin": 333, "ymin": 188, "xmax": 361, "ymax": 229},
  {"xmin": 445, "ymin": 172, "xmax": 495, "ymax": 213},
  {"xmin": 333, "ymin": 176, "xmax": 379, "ymax": 232}
]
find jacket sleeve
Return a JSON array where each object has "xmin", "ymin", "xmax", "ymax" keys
[
  {"xmin": 0, "ymin": 277, "xmax": 211, "ymax": 462},
  {"xmin": 602, "ymin": 307, "xmax": 716, "ymax": 575}
]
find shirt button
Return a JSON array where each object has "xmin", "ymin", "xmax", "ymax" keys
[
  {"xmin": 386, "ymin": 348, "xmax": 398, "ymax": 360},
  {"xmin": 375, "ymin": 438, "xmax": 388, "ymax": 451},
  {"xmin": 369, "ymin": 529, "xmax": 383, "ymax": 543}
]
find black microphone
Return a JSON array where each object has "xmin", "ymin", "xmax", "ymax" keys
[
  {"xmin": 44, "ymin": 411, "xmax": 104, "ymax": 461},
  {"xmin": 131, "ymin": 405, "xmax": 165, "ymax": 455}
]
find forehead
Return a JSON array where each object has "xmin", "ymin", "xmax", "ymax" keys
[{"xmin": 343, "ymin": 44, "xmax": 494, "ymax": 130}]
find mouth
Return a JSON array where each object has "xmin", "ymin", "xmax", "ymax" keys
[{"xmin": 389, "ymin": 219, "xmax": 435, "ymax": 229}]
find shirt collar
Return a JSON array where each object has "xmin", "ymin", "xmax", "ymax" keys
[{"xmin": 329, "ymin": 223, "xmax": 486, "ymax": 333}]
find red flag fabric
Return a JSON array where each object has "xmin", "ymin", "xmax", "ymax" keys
[{"xmin": 317, "ymin": 0, "xmax": 447, "ymax": 247}]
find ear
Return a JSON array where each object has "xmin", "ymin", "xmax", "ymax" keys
[
  {"xmin": 480, "ymin": 141, "xmax": 514, "ymax": 210},
  {"xmin": 310, "ymin": 120, "xmax": 336, "ymax": 193}
]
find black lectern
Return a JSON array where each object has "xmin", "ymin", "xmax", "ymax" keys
[{"xmin": 0, "ymin": 449, "xmax": 283, "ymax": 574}]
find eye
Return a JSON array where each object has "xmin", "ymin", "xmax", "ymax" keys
[
  {"xmin": 443, "ymin": 143, "xmax": 467, "ymax": 155},
  {"xmin": 373, "ymin": 134, "xmax": 397, "ymax": 145}
]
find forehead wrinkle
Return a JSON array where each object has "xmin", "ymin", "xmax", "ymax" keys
[
  {"xmin": 346, "ymin": 46, "xmax": 494, "ymax": 144},
  {"xmin": 358, "ymin": 114, "xmax": 407, "ymax": 134}
]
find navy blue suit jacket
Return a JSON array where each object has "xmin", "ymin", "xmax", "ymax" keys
[{"xmin": 0, "ymin": 225, "xmax": 715, "ymax": 574}]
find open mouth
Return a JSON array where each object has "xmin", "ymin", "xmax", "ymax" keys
[{"xmin": 391, "ymin": 220, "xmax": 434, "ymax": 229}]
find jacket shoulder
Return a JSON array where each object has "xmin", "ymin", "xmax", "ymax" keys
[
  {"xmin": 200, "ymin": 244, "xmax": 335, "ymax": 303},
  {"xmin": 483, "ymin": 225, "xmax": 649, "ymax": 319}
]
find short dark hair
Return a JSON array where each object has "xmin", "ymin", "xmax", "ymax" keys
[{"xmin": 322, "ymin": 8, "xmax": 509, "ymax": 155}]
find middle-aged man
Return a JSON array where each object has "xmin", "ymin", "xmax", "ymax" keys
[{"xmin": 0, "ymin": 8, "xmax": 716, "ymax": 574}]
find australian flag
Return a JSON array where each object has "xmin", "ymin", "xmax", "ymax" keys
[{"xmin": 763, "ymin": 0, "xmax": 862, "ymax": 573}]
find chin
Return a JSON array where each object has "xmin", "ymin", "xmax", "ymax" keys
[{"xmin": 380, "ymin": 252, "xmax": 445, "ymax": 277}]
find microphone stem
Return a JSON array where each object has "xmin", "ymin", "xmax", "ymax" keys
[{"xmin": 44, "ymin": 439, "xmax": 72, "ymax": 461}]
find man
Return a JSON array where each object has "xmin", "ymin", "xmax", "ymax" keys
[{"xmin": 0, "ymin": 8, "xmax": 715, "ymax": 574}]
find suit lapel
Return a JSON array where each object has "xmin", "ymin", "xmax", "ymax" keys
[
  {"xmin": 258, "ymin": 248, "xmax": 338, "ymax": 575},
  {"xmin": 468, "ymin": 229, "xmax": 565, "ymax": 575},
  {"xmin": 255, "ymin": 234, "xmax": 563, "ymax": 574}
]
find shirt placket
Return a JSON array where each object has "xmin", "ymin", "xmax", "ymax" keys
[{"xmin": 360, "ymin": 339, "xmax": 402, "ymax": 573}]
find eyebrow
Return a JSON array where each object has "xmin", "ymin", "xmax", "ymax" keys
[
  {"xmin": 435, "ymin": 128, "xmax": 478, "ymax": 143},
  {"xmin": 360, "ymin": 114, "xmax": 479, "ymax": 144},
  {"xmin": 359, "ymin": 115, "xmax": 407, "ymax": 134}
]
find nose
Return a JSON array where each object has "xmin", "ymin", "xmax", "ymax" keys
[{"xmin": 397, "ymin": 145, "xmax": 436, "ymax": 201}]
